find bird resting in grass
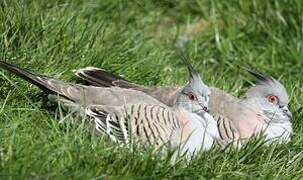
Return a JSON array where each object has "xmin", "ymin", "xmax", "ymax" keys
[{"xmin": 0, "ymin": 60, "xmax": 219, "ymax": 160}]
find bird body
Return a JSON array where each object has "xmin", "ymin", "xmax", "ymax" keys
[{"xmin": 0, "ymin": 60, "xmax": 218, "ymax": 160}]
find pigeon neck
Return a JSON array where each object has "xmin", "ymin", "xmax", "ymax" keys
[
  {"xmin": 262, "ymin": 118, "xmax": 292, "ymax": 144},
  {"xmin": 177, "ymin": 109, "xmax": 218, "ymax": 160},
  {"xmin": 178, "ymin": 108, "xmax": 219, "ymax": 139}
]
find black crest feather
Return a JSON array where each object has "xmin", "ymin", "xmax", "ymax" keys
[
  {"xmin": 179, "ymin": 54, "xmax": 197, "ymax": 78},
  {"xmin": 243, "ymin": 67, "xmax": 273, "ymax": 84}
]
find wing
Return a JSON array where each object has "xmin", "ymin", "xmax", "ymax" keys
[
  {"xmin": 214, "ymin": 114, "xmax": 241, "ymax": 148},
  {"xmin": 75, "ymin": 67, "xmax": 145, "ymax": 89},
  {"xmin": 75, "ymin": 67, "xmax": 183, "ymax": 106},
  {"xmin": 86, "ymin": 104, "xmax": 182, "ymax": 148},
  {"xmin": 86, "ymin": 105, "xmax": 128, "ymax": 143}
]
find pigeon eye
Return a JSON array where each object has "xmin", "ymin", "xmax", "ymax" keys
[
  {"xmin": 188, "ymin": 93, "xmax": 196, "ymax": 101},
  {"xmin": 267, "ymin": 95, "xmax": 279, "ymax": 105}
]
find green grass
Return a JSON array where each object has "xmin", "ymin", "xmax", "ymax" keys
[{"xmin": 1, "ymin": 0, "xmax": 303, "ymax": 179}]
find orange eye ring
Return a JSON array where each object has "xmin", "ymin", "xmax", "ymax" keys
[{"xmin": 267, "ymin": 95, "xmax": 279, "ymax": 105}]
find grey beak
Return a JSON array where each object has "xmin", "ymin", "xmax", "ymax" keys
[
  {"xmin": 199, "ymin": 103, "xmax": 209, "ymax": 113},
  {"xmin": 203, "ymin": 106, "xmax": 209, "ymax": 113}
]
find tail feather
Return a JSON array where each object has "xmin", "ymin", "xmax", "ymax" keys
[
  {"xmin": 75, "ymin": 67, "xmax": 142, "ymax": 89},
  {"xmin": 0, "ymin": 60, "xmax": 78, "ymax": 102},
  {"xmin": 0, "ymin": 61, "xmax": 55, "ymax": 92}
]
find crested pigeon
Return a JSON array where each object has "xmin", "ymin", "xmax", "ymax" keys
[
  {"xmin": 0, "ymin": 60, "xmax": 219, "ymax": 160},
  {"xmin": 75, "ymin": 66, "xmax": 293, "ymax": 147}
]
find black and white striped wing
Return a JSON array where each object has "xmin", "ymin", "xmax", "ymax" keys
[
  {"xmin": 86, "ymin": 106, "xmax": 128, "ymax": 144},
  {"xmin": 127, "ymin": 104, "xmax": 181, "ymax": 147},
  {"xmin": 86, "ymin": 104, "xmax": 182, "ymax": 148},
  {"xmin": 215, "ymin": 114, "xmax": 241, "ymax": 148}
]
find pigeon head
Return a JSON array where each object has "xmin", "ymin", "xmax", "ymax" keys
[
  {"xmin": 176, "ymin": 57, "xmax": 211, "ymax": 114},
  {"xmin": 246, "ymin": 71, "xmax": 292, "ymax": 122}
]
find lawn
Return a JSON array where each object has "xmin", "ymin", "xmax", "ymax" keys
[{"xmin": 0, "ymin": 0, "xmax": 303, "ymax": 179}]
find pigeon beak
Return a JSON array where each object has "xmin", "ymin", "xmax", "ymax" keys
[
  {"xmin": 281, "ymin": 106, "xmax": 292, "ymax": 119},
  {"xmin": 203, "ymin": 106, "xmax": 209, "ymax": 113},
  {"xmin": 199, "ymin": 103, "xmax": 209, "ymax": 113}
]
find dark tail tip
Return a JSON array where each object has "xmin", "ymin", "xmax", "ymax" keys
[{"xmin": 0, "ymin": 60, "xmax": 51, "ymax": 91}]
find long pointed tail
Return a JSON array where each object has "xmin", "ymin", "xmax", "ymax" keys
[
  {"xmin": 0, "ymin": 60, "xmax": 55, "ymax": 92},
  {"xmin": 0, "ymin": 60, "xmax": 82, "ymax": 102}
]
